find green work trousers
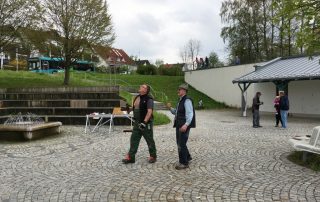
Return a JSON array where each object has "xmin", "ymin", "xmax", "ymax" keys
[{"xmin": 127, "ymin": 110, "xmax": 157, "ymax": 161}]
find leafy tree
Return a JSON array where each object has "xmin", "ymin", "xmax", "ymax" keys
[
  {"xmin": 39, "ymin": 0, "xmax": 115, "ymax": 85},
  {"xmin": 208, "ymin": 51, "xmax": 224, "ymax": 68},
  {"xmin": 158, "ymin": 64, "xmax": 183, "ymax": 76},
  {"xmin": 130, "ymin": 55, "xmax": 138, "ymax": 61},
  {"xmin": 277, "ymin": 0, "xmax": 320, "ymax": 55},
  {"xmin": 221, "ymin": 0, "xmax": 268, "ymax": 63},
  {"xmin": 220, "ymin": 0, "xmax": 305, "ymax": 64},
  {"xmin": 0, "ymin": 0, "xmax": 40, "ymax": 49},
  {"xmin": 136, "ymin": 64, "xmax": 157, "ymax": 75},
  {"xmin": 155, "ymin": 59, "xmax": 164, "ymax": 67}
]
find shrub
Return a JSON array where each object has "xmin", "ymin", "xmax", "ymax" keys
[
  {"xmin": 158, "ymin": 65, "xmax": 183, "ymax": 76},
  {"xmin": 136, "ymin": 64, "xmax": 157, "ymax": 75}
]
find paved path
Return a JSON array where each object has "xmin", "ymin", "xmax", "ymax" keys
[{"xmin": 0, "ymin": 110, "xmax": 320, "ymax": 201}]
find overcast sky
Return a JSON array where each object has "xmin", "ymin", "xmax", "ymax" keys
[{"xmin": 107, "ymin": 0, "xmax": 227, "ymax": 64}]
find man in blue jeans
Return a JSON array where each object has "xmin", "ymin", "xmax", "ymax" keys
[
  {"xmin": 279, "ymin": 91, "xmax": 289, "ymax": 128},
  {"xmin": 167, "ymin": 83, "xmax": 196, "ymax": 170}
]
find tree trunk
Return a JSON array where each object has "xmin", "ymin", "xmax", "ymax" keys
[
  {"xmin": 262, "ymin": 0, "xmax": 269, "ymax": 59},
  {"xmin": 280, "ymin": 16, "xmax": 284, "ymax": 57},
  {"xmin": 288, "ymin": 19, "xmax": 291, "ymax": 56},
  {"xmin": 271, "ymin": 0, "xmax": 275, "ymax": 58},
  {"xmin": 63, "ymin": 67, "xmax": 70, "ymax": 85}
]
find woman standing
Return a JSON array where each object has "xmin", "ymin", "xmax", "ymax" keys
[{"xmin": 273, "ymin": 96, "xmax": 282, "ymax": 127}]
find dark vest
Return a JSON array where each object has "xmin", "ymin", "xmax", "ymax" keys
[
  {"xmin": 133, "ymin": 94, "xmax": 153, "ymax": 123},
  {"xmin": 174, "ymin": 95, "xmax": 196, "ymax": 128}
]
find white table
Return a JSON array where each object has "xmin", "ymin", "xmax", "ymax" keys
[{"xmin": 85, "ymin": 113, "xmax": 134, "ymax": 134}]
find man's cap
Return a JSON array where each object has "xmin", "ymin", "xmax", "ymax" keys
[
  {"xmin": 256, "ymin": 92, "xmax": 262, "ymax": 95},
  {"xmin": 178, "ymin": 83, "xmax": 188, "ymax": 90}
]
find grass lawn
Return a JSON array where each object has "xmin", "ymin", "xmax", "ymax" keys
[
  {"xmin": 287, "ymin": 151, "xmax": 320, "ymax": 171},
  {"xmin": 0, "ymin": 70, "xmax": 226, "ymax": 109},
  {"xmin": 72, "ymin": 72, "xmax": 226, "ymax": 109}
]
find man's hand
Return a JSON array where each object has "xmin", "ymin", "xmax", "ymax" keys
[
  {"xmin": 138, "ymin": 122, "xmax": 146, "ymax": 130},
  {"xmin": 179, "ymin": 124, "xmax": 188, "ymax": 133},
  {"xmin": 166, "ymin": 102, "xmax": 172, "ymax": 109}
]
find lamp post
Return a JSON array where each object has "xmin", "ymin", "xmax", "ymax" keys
[{"xmin": 0, "ymin": 47, "xmax": 4, "ymax": 70}]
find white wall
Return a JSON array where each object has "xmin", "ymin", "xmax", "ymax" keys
[
  {"xmin": 254, "ymin": 81, "xmax": 320, "ymax": 116},
  {"xmin": 185, "ymin": 64, "xmax": 258, "ymax": 107},
  {"xmin": 254, "ymin": 82, "xmax": 277, "ymax": 112},
  {"xmin": 288, "ymin": 80, "xmax": 320, "ymax": 116}
]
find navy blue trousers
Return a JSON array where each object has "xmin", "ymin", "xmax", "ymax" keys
[{"xmin": 176, "ymin": 127, "xmax": 192, "ymax": 165}]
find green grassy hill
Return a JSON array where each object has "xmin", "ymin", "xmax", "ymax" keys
[{"xmin": 0, "ymin": 70, "xmax": 226, "ymax": 109}]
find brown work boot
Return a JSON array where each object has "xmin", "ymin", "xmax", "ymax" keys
[
  {"xmin": 148, "ymin": 156, "xmax": 157, "ymax": 163},
  {"xmin": 122, "ymin": 155, "xmax": 135, "ymax": 164}
]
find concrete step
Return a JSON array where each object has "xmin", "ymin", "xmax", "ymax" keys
[
  {"xmin": 0, "ymin": 86, "xmax": 127, "ymax": 125},
  {"xmin": 154, "ymin": 101, "xmax": 167, "ymax": 110},
  {"xmin": 0, "ymin": 92, "xmax": 120, "ymax": 100},
  {"xmin": 0, "ymin": 99, "xmax": 121, "ymax": 108},
  {"xmin": 0, "ymin": 107, "xmax": 115, "ymax": 116},
  {"xmin": 0, "ymin": 115, "xmax": 131, "ymax": 125}
]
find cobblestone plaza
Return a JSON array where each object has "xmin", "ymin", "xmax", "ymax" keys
[{"xmin": 0, "ymin": 110, "xmax": 319, "ymax": 201}]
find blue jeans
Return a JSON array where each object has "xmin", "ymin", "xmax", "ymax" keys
[
  {"xmin": 176, "ymin": 127, "xmax": 191, "ymax": 165},
  {"xmin": 280, "ymin": 110, "xmax": 288, "ymax": 128},
  {"xmin": 252, "ymin": 109, "xmax": 260, "ymax": 127}
]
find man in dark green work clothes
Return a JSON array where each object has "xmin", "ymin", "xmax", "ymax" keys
[{"xmin": 122, "ymin": 84, "xmax": 157, "ymax": 164}]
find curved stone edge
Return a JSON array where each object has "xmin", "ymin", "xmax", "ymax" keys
[{"xmin": 0, "ymin": 122, "xmax": 62, "ymax": 140}]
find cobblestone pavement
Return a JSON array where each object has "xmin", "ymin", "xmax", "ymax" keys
[{"xmin": 0, "ymin": 109, "xmax": 320, "ymax": 202}]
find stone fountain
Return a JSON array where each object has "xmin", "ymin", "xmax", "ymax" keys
[{"xmin": 0, "ymin": 113, "xmax": 62, "ymax": 140}]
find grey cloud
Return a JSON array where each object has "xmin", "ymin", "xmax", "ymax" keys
[
  {"xmin": 136, "ymin": 13, "xmax": 161, "ymax": 34},
  {"xmin": 108, "ymin": 0, "xmax": 226, "ymax": 63}
]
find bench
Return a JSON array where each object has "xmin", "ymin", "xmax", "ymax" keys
[{"xmin": 289, "ymin": 126, "xmax": 320, "ymax": 162}]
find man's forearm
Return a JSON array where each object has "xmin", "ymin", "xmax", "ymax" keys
[{"xmin": 144, "ymin": 109, "xmax": 153, "ymax": 123}]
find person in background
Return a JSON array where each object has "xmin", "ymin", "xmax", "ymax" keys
[
  {"xmin": 235, "ymin": 56, "xmax": 240, "ymax": 65},
  {"xmin": 252, "ymin": 92, "xmax": 263, "ymax": 128},
  {"xmin": 279, "ymin": 91, "xmax": 289, "ymax": 128},
  {"xmin": 122, "ymin": 84, "xmax": 157, "ymax": 164},
  {"xmin": 205, "ymin": 57, "xmax": 209, "ymax": 68},
  {"xmin": 273, "ymin": 95, "xmax": 283, "ymax": 127},
  {"xmin": 167, "ymin": 83, "xmax": 196, "ymax": 170},
  {"xmin": 199, "ymin": 58, "xmax": 204, "ymax": 68},
  {"xmin": 195, "ymin": 57, "xmax": 200, "ymax": 69}
]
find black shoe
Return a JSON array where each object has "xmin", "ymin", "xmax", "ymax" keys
[
  {"xmin": 122, "ymin": 155, "xmax": 135, "ymax": 164},
  {"xmin": 275, "ymin": 125, "xmax": 278, "ymax": 127},
  {"xmin": 122, "ymin": 159, "xmax": 135, "ymax": 164},
  {"xmin": 258, "ymin": 125, "xmax": 262, "ymax": 127},
  {"xmin": 148, "ymin": 156, "xmax": 157, "ymax": 163},
  {"xmin": 187, "ymin": 156, "xmax": 192, "ymax": 162},
  {"xmin": 253, "ymin": 126, "xmax": 259, "ymax": 128},
  {"xmin": 175, "ymin": 163, "xmax": 189, "ymax": 170}
]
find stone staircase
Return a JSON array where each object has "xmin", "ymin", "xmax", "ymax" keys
[
  {"xmin": 0, "ymin": 86, "xmax": 131, "ymax": 125},
  {"xmin": 154, "ymin": 101, "xmax": 167, "ymax": 110}
]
